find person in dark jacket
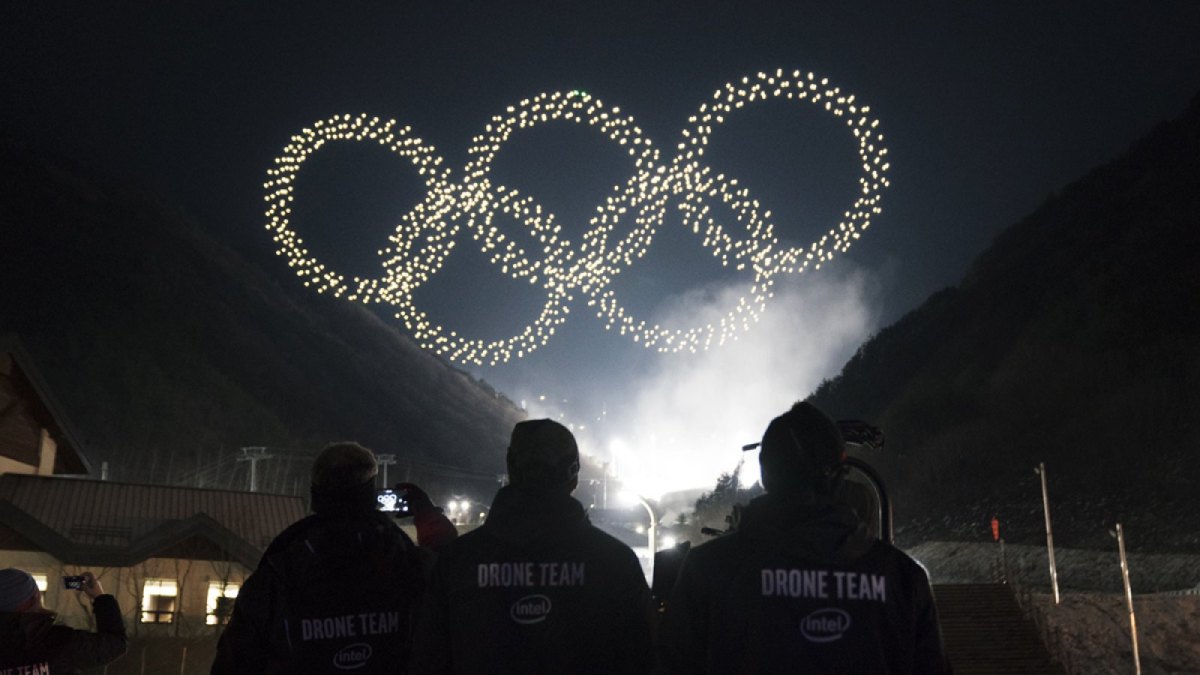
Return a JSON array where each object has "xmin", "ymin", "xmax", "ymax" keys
[
  {"xmin": 212, "ymin": 442, "xmax": 455, "ymax": 674},
  {"xmin": 657, "ymin": 402, "xmax": 950, "ymax": 674},
  {"xmin": 0, "ymin": 568, "xmax": 127, "ymax": 673},
  {"xmin": 410, "ymin": 419, "xmax": 653, "ymax": 674},
  {"xmin": 397, "ymin": 481, "xmax": 460, "ymax": 552}
]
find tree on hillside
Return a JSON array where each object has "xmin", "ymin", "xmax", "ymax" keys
[{"xmin": 686, "ymin": 461, "xmax": 763, "ymax": 543}]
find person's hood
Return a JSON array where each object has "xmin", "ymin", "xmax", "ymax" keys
[
  {"xmin": 482, "ymin": 485, "xmax": 588, "ymax": 548},
  {"xmin": 0, "ymin": 610, "xmax": 55, "ymax": 649},
  {"xmin": 262, "ymin": 510, "xmax": 404, "ymax": 564},
  {"xmin": 737, "ymin": 491, "xmax": 875, "ymax": 564}
]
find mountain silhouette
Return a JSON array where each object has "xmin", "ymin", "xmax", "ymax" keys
[
  {"xmin": 0, "ymin": 141, "xmax": 524, "ymax": 497},
  {"xmin": 811, "ymin": 92, "xmax": 1200, "ymax": 550}
]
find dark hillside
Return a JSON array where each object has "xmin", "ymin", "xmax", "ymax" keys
[
  {"xmin": 0, "ymin": 142, "xmax": 524, "ymax": 497},
  {"xmin": 811, "ymin": 93, "xmax": 1200, "ymax": 551}
]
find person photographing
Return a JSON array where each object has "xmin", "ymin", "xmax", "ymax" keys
[
  {"xmin": 0, "ymin": 568, "xmax": 128, "ymax": 673},
  {"xmin": 213, "ymin": 441, "xmax": 453, "ymax": 673}
]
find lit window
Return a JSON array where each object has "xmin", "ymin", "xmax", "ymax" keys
[
  {"xmin": 206, "ymin": 582, "xmax": 240, "ymax": 625},
  {"xmin": 141, "ymin": 579, "xmax": 177, "ymax": 624},
  {"xmin": 32, "ymin": 574, "xmax": 48, "ymax": 592}
]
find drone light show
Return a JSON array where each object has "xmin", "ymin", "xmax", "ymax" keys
[{"xmin": 263, "ymin": 69, "xmax": 889, "ymax": 365}]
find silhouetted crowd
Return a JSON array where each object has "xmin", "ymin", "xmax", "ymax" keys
[{"xmin": 1, "ymin": 402, "xmax": 951, "ymax": 673}]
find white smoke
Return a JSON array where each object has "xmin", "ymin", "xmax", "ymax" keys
[{"xmin": 606, "ymin": 268, "xmax": 879, "ymax": 498}]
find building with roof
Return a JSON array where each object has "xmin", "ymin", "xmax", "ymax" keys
[
  {"xmin": 0, "ymin": 334, "xmax": 91, "ymax": 476},
  {"xmin": 0, "ymin": 473, "xmax": 305, "ymax": 637},
  {"xmin": 0, "ymin": 334, "xmax": 315, "ymax": 638}
]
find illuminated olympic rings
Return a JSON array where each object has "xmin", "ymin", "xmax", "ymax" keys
[{"xmin": 263, "ymin": 69, "xmax": 890, "ymax": 365}]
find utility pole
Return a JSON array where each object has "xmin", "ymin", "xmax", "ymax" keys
[
  {"xmin": 376, "ymin": 454, "xmax": 397, "ymax": 487},
  {"xmin": 238, "ymin": 447, "xmax": 273, "ymax": 493},
  {"xmin": 601, "ymin": 462, "xmax": 609, "ymax": 510},
  {"xmin": 1111, "ymin": 523, "xmax": 1141, "ymax": 675},
  {"xmin": 1035, "ymin": 462, "xmax": 1060, "ymax": 604}
]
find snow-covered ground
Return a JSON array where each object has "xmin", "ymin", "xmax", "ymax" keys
[
  {"xmin": 909, "ymin": 541, "xmax": 1200, "ymax": 593},
  {"xmin": 1031, "ymin": 593, "xmax": 1200, "ymax": 675},
  {"xmin": 911, "ymin": 541, "xmax": 1200, "ymax": 674}
]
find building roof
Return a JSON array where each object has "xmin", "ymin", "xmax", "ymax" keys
[
  {"xmin": 0, "ymin": 334, "xmax": 91, "ymax": 475},
  {"xmin": 0, "ymin": 474, "xmax": 306, "ymax": 568}
]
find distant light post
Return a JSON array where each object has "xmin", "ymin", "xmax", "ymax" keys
[
  {"xmin": 1110, "ymin": 523, "xmax": 1141, "ymax": 675},
  {"xmin": 601, "ymin": 462, "xmax": 609, "ymax": 509},
  {"xmin": 620, "ymin": 491, "xmax": 657, "ymax": 579},
  {"xmin": 1035, "ymin": 462, "xmax": 1060, "ymax": 604}
]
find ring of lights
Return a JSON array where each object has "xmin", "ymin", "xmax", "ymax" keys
[{"xmin": 263, "ymin": 69, "xmax": 890, "ymax": 365}]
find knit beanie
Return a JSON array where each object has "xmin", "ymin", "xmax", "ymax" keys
[
  {"xmin": 0, "ymin": 568, "xmax": 40, "ymax": 612},
  {"xmin": 507, "ymin": 419, "xmax": 580, "ymax": 492},
  {"xmin": 759, "ymin": 402, "xmax": 846, "ymax": 495},
  {"xmin": 310, "ymin": 442, "xmax": 380, "ymax": 514}
]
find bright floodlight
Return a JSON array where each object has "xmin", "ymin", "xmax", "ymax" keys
[{"xmin": 661, "ymin": 535, "xmax": 677, "ymax": 549}]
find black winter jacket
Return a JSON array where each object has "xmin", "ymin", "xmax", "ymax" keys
[
  {"xmin": 212, "ymin": 510, "xmax": 430, "ymax": 674},
  {"xmin": 0, "ymin": 595, "xmax": 127, "ymax": 674},
  {"xmin": 657, "ymin": 492, "xmax": 950, "ymax": 674},
  {"xmin": 410, "ymin": 486, "xmax": 653, "ymax": 674}
]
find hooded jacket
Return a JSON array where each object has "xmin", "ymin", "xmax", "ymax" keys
[
  {"xmin": 0, "ymin": 595, "xmax": 127, "ymax": 674},
  {"xmin": 212, "ymin": 509, "xmax": 430, "ymax": 674},
  {"xmin": 657, "ymin": 492, "xmax": 949, "ymax": 674},
  {"xmin": 409, "ymin": 485, "xmax": 653, "ymax": 674}
]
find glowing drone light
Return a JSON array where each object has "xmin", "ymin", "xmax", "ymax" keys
[{"xmin": 263, "ymin": 69, "xmax": 890, "ymax": 365}]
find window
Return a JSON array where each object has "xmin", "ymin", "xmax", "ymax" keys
[
  {"xmin": 141, "ymin": 579, "xmax": 178, "ymax": 624},
  {"xmin": 31, "ymin": 574, "xmax": 48, "ymax": 592},
  {"xmin": 206, "ymin": 582, "xmax": 239, "ymax": 625}
]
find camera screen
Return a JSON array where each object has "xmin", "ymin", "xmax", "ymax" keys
[{"xmin": 376, "ymin": 489, "xmax": 409, "ymax": 513}]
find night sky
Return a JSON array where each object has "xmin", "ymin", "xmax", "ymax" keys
[{"xmin": 5, "ymin": 2, "xmax": 1199, "ymax": 495}]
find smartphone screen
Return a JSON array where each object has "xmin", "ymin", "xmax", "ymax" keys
[{"xmin": 376, "ymin": 489, "xmax": 412, "ymax": 516}]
